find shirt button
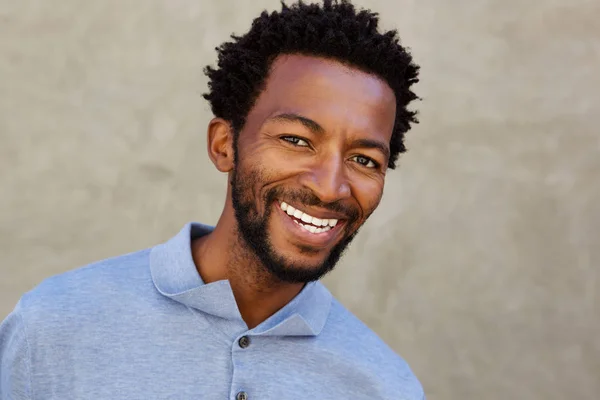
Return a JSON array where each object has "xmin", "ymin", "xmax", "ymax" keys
[
  {"xmin": 236, "ymin": 391, "xmax": 248, "ymax": 400},
  {"xmin": 238, "ymin": 336, "xmax": 250, "ymax": 349}
]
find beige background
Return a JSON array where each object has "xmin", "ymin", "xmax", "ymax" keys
[{"xmin": 1, "ymin": 0, "xmax": 599, "ymax": 399}]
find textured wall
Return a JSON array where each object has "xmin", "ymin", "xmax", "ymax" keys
[{"xmin": 1, "ymin": 1, "xmax": 598, "ymax": 399}]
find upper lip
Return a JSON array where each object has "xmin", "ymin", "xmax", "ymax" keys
[{"xmin": 278, "ymin": 200, "xmax": 347, "ymax": 220}]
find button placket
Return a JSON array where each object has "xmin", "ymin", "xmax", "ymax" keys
[{"xmin": 231, "ymin": 334, "xmax": 253, "ymax": 400}]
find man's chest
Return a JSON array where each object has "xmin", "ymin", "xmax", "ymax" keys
[{"xmin": 32, "ymin": 332, "xmax": 385, "ymax": 400}]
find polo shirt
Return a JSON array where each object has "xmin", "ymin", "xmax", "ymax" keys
[{"xmin": 0, "ymin": 223, "xmax": 424, "ymax": 399}]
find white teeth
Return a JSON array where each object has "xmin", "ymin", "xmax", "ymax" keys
[
  {"xmin": 296, "ymin": 223, "xmax": 332, "ymax": 234},
  {"xmin": 286, "ymin": 205, "xmax": 296, "ymax": 216},
  {"xmin": 279, "ymin": 201, "xmax": 339, "ymax": 232}
]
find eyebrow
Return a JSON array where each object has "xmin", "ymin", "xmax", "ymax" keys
[
  {"xmin": 267, "ymin": 112, "xmax": 325, "ymax": 134},
  {"xmin": 266, "ymin": 112, "xmax": 390, "ymax": 161},
  {"xmin": 351, "ymin": 138, "xmax": 390, "ymax": 161}
]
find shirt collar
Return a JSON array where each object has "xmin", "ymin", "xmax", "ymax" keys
[{"xmin": 149, "ymin": 222, "xmax": 332, "ymax": 336}]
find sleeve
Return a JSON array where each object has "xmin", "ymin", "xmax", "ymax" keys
[{"xmin": 0, "ymin": 306, "xmax": 32, "ymax": 400}]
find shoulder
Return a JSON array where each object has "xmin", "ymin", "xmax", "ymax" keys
[
  {"xmin": 320, "ymin": 296, "xmax": 424, "ymax": 399},
  {"xmin": 1, "ymin": 248, "xmax": 159, "ymax": 396},
  {"xmin": 16, "ymin": 248, "xmax": 155, "ymax": 334},
  {"xmin": 22, "ymin": 248, "xmax": 151, "ymax": 302}
]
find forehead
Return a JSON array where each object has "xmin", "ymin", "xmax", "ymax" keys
[{"xmin": 247, "ymin": 54, "xmax": 396, "ymax": 139}]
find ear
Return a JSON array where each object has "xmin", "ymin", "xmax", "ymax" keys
[{"xmin": 206, "ymin": 118, "xmax": 235, "ymax": 173}]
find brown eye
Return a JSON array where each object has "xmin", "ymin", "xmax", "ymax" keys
[
  {"xmin": 351, "ymin": 155, "xmax": 378, "ymax": 169},
  {"xmin": 281, "ymin": 136, "xmax": 310, "ymax": 147}
]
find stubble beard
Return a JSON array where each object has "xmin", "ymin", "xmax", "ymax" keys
[{"xmin": 229, "ymin": 162, "xmax": 360, "ymax": 284}]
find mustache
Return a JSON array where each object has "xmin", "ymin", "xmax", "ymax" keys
[{"xmin": 265, "ymin": 187, "xmax": 360, "ymax": 221}]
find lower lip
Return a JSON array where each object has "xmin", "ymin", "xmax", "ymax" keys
[{"xmin": 275, "ymin": 204, "xmax": 342, "ymax": 248}]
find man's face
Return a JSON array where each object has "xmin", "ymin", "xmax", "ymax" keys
[{"xmin": 230, "ymin": 54, "xmax": 396, "ymax": 283}]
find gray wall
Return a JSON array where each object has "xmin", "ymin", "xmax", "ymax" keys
[{"xmin": 1, "ymin": 1, "xmax": 598, "ymax": 399}]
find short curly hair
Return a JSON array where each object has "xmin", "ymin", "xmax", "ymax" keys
[{"xmin": 203, "ymin": 0, "xmax": 420, "ymax": 169}]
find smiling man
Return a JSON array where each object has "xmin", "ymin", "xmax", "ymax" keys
[{"xmin": 1, "ymin": 1, "xmax": 422, "ymax": 399}]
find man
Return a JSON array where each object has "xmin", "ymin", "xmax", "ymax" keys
[{"xmin": 1, "ymin": 1, "xmax": 423, "ymax": 399}]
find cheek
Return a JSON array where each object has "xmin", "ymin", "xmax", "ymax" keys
[
  {"xmin": 238, "ymin": 141, "xmax": 283, "ymax": 172},
  {"xmin": 355, "ymin": 180, "xmax": 384, "ymax": 219},
  {"xmin": 234, "ymin": 152, "xmax": 284, "ymax": 203}
]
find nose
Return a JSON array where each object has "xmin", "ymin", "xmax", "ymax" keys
[{"xmin": 298, "ymin": 154, "xmax": 351, "ymax": 204}]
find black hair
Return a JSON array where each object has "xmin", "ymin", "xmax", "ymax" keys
[{"xmin": 203, "ymin": 0, "xmax": 420, "ymax": 169}]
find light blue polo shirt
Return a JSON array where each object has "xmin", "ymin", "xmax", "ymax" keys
[{"xmin": 0, "ymin": 223, "xmax": 424, "ymax": 399}]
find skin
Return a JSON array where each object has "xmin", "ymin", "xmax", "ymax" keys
[{"xmin": 192, "ymin": 54, "xmax": 397, "ymax": 329}]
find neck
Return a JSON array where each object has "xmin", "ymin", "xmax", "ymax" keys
[{"xmin": 191, "ymin": 197, "xmax": 304, "ymax": 329}]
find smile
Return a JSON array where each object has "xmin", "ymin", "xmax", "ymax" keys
[
  {"xmin": 279, "ymin": 201, "xmax": 339, "ymax": 234},
  {"xmin": 275, "ymin": 201, "xmax": 345, "ymax": 247}
]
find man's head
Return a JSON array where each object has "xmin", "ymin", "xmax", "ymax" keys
[{"xmin": 203, "ymin": 0, "xmax": 420, "ymax": 283}]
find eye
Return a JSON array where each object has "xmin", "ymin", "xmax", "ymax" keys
[
  {"xmin": 351, "ymin": 155, "xmax": 379, "ymax": 169},
  {"xmin": 281, "ymin": 136, "xmax": 310, "ymax": 147}
]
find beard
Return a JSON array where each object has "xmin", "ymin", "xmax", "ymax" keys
[{"xmin": 229, "ymin": 162, "xmax": 361, "ymax": 284}]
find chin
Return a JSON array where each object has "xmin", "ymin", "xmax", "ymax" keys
[{"xmin": 259, "ymin": 240, "xmax": 341, "ymax": 284}]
